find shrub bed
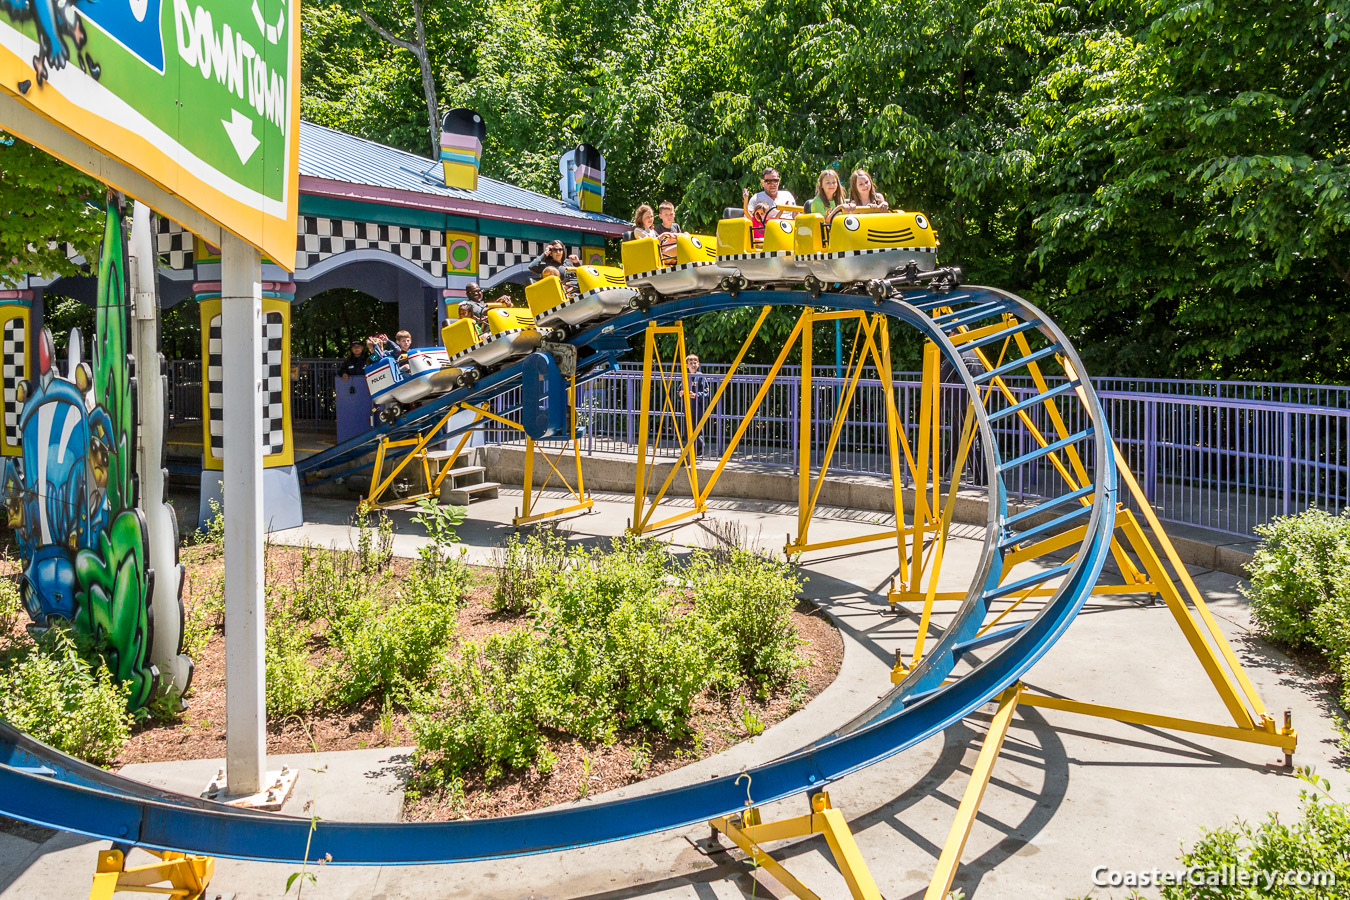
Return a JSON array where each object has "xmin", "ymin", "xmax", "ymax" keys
[
  {"xmin": 1244, "ymin": 508, "xmax": 1350, "ymax": 710},
  {"xmin": 406, "ymin": 535, "xmax": 812, "ymax": 813},
  {"xmin": 3, "ymin": 508, "xmax": 839, "ymax": 819}
]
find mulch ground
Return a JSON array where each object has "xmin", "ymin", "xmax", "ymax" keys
[{"xmin": 108, "ymin": 544, "xmax": 843, "ymax": 820}]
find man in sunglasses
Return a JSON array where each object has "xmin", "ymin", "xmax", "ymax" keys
[{"xmin": 748, "ymin": 167, "xmax": 796, "ymax": 214}]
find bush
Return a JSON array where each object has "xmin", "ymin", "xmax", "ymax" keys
[
  {"xmin": 491, "ymin": 529, "xmax": 569, "ymax": 615},
  {"xmin": 332, "ymin": 593, "xmax": 457, "ymax": 706},
  {"xmin": 264, "ymin": 594, "xmax": 330, "ymax": 718},
  {"xmin": 607, "ymin": 594, "xmax": 709, "ymax": 737},
  {"xmin": 410, "ymin": 534, "xmax": 811, "ymax": 791},
  {"xmin": 0, "ymin": 626, "xmax": 133, "ymax": 765},
  {"xmin": 410, "ymin": 628, "xmax": 552, "ymax": 785},
  {"xmin": 688, "ymin": 548, "xmax": 805, "ymax": 688},
  {"xmin": 1245, "ymin": 509, "xmax": 1350, "ymax": 707},
  {"xmin": 1158, "ymin": 770, "xmax": 1350, "ymax": 899},
  {"xmin": 0, "ymin": 577, "xmax": 22, "ymax": 631}
]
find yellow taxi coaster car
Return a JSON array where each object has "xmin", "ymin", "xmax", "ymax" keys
[
  {"xmin": 526, "ymin": 267, "xmax": 636, "ymax": 333},
  {"xmin": 622, "ymin": 234, "xmax": 736, "ymax": 295},
  {"xmin": 442, "ymin": 307, "xmax": 543, "ymax": 369},
  {"xmin": 715, "ymin": 215, "xmax": 800, "ymax": 282},
  {"xmin": 795, "ymin": 211, "xmax": 939, "ymax": 282}
]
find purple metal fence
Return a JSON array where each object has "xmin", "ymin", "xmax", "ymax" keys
[
  {"xmin": 162, "ymin": 359, "xmax": 1349, "ymax": 538},
  {"xmin": 480, "ymin": 364, "xmax": 1350, "ymax": 538}
]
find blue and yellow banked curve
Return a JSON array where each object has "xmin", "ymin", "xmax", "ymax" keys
[{"xmin": 0, "ymin": 275, "xmax": 1119, "ymax": 864}]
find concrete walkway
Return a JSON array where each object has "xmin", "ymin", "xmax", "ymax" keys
[{"xmin": 1, "ymin": 488, "xmax": 1344, "ymax": 899}]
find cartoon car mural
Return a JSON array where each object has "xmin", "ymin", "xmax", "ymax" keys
[
  {"xmin": 1, "ymin": 203, "xmax": 165, "ymax": 710},
  {"xmin": 0, "ymin": 0, "xmax": 100, "ymax": 86}
]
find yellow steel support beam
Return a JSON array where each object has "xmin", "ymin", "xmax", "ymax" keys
[
  {"xmin": 878, "ymin": 319, "xmax": 912, "ymax": 582},
  {"xmin": 925, "ymin": 683, "xmax": 1021, "ymax": 900},
  {"xmin": 709, "ymin": 792, "xmax": 881, "ymax": 900},
  {"xmin": 89, "ymin": 848, "xmax": 214, "ymax": 900},
  {"xmin": 909, "ymin": 342, "xmax": 938, "ymax": 595},
  {"xmin": 692, "ymin": 311, "xmax": 811, "ymax": 508},
  {"xmin": 631, "ymin": 322, "xmax": 714, "ymax": 535},
  {"xmin": 638, "ymin": 307, "xmax": 775, "ymax": 524},
  {"xmin": 798, "ymin": 308, "xmax": 814, "ymax": 530},
  {"xmin": 790, "ymin": 311, "xmax": 915, "ymax": 559},
  {"xmin": 1019, "ymin": 693, "xmax": 1296, "ymax": 753},
  {"xmin": 789, "ymin": 522, "xmax": 937, "ymax": 557},
  {"xmin": 365, "ymin": 406, "xmax": 461, "ymax": 509}
]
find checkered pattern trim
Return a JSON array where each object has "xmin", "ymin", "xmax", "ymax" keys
[
  {"xmin": 156, "ymin": 218, "xmax": 195, "ymax": 269},
  {"xmin": 719, "ymin": 251, "xmax": 793, "ymax": 261},
  {"xmin": 262, "ymin": 312, "xmax": 285, "ymax": 454},
  {"xmin": 479, "ymin": 237, "xmax": 577, "ymax": 281},
  {"xmin": 207, "ymin": 317, "xmax": 223, "ymax": 452},
  {"xmin": 297, "ymin": 217, "xmax": 445, "ymax": 277},
  {"xmin": 798, "ymin": 246, "xmax": 937, "ymax": 261},
  {"xmin": 2, "ymin": 318, "xmax": 25, "ymax": 446},
  {"xmin": 206, "ymin": 313, "xmax": 287, "ymax": 456},
  {"xmin": 625, "ymin": 259, "xmax": 714, "ymax": 284},
  {"xmin": 447, "ymin": 328, "xmax": 528, "ymax": 365}
]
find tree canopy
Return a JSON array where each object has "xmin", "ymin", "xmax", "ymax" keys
[
  {"xmin": 299, "ymin": 0, "xmax": 1349, "ymax": 380},
  {"xmin": 4, "ymin": 0, "xmax": 1345, "ymax": 380}
]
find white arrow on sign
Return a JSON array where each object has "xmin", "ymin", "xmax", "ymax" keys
[{"xmin": 222, "ymin": 109, "xmax": 260, "ymax": 165}]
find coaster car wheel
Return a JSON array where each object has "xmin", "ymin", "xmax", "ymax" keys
[
  {"xmin": 458, "ymin": 367, "xmax": 482, "ymax": 388},
  {"xmin": 632, "ymin": 288, "xmax": 657, "ymax": 313},
  {"xmin": 804, "ymin": 274, "xmax": 824, "ymax": 300},
  {"xmin": 377, "ymin": 402, "xmax": 402, "ymax": 425}
]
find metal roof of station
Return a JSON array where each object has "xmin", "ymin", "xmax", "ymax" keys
[{"xmin": 299, "ymin": 122, "xmax": 629, "ymax": 235}]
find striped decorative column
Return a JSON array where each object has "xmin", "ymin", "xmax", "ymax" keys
[
  {"xmin": 440, "ymin": 108, "xmax": 486, "ymax": 191},
  {"xmin": 0, "ymin": 291, "xmax": 32, "ymax": 458},
  {"xmin": 194, "ymin": 281, "xmax": 303, "ymax": 531}
]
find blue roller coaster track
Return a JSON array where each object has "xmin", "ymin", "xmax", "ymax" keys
[{"xmin": 0, "ymin": 284, "xmax": 1118, "ymax": 866}]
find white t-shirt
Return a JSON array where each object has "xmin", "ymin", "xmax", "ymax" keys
[{"xmin": 749, "ymin": 189, "xmax": 797, "ymax": 212}]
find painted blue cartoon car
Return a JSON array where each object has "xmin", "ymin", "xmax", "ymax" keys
[{"xmin": 2, "ymin": 329, "xmax": 111, "ymax": 623}]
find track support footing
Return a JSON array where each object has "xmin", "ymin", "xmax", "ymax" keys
[
  {"xmin": 89, "ymin": 847, "xmax": 217, "ymax": 900},
  {"xmin": 708, "ymin": 791, "xmax": 881, "ymax": 899}
]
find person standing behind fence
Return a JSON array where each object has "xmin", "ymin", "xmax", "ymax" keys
[
  {"xmin": 680, "ymin": 354, "xmax": 713, "ymax": 456},
  {"xmin": 338, "ymin": 339, "xmax": 368, "ymax": 381}
]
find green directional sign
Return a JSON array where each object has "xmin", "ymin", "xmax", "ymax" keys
[{"xmin": 1, "ymin": 0, "xmax": 298, "ymax": 265}]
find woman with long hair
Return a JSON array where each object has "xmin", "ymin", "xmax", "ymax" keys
[{"xmin": 848, "ymin": 169, "xmax": 888, "ymax": 211}]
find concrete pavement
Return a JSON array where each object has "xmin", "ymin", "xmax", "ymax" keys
[{"xmin": 1, "ymin": 487, "xmax": 1343, "ymax": 899}]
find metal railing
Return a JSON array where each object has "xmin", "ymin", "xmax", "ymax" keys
[
  {"xmin": 166, "ymin": 358, "xmax": 342, "ymax": 432},
  {"xmin": 162, "ymin": 359, "xmax": 1349, "ymax": 538},
  {"xmin": 480, "ymin": 364, "xmax": 1349, "ymax": 539}
]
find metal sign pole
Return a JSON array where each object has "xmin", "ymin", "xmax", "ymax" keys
[{"xmin": 221, "ymin": 234, "xmax": 265, "ymax": 795}]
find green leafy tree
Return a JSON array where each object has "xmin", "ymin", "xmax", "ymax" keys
[
  {"xmin": 0, "ymin": 135, "xmax": 104, "ymax": 285},
  {"xmin": 1027, "ymin": 0, "xmax": 1350, "ymax": 379}
]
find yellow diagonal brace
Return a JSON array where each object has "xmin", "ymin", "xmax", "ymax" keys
[
  {"xmin": 1019, "ymin": 693, "xmax": 1296, "ymax": 752},
  {"xmin": 640, "ymin": 307, "xmax": 774, "ymax": 520},
  {"xmin": 925, "ymin": 683, "xmax": 1021, "ymax": 900}
]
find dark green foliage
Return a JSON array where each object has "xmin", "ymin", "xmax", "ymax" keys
[
  {"xmin": 1245, "ymin": 509, "xmax": 1350, "ymax": 709},
  {"xmin": 0, "ymin": 135, "xmax": 105, "ymax": 284},
  {"xmin": 300, "ymin": 0, "xmax": 1349, "ymax": 379},
  {"xmin": 42, "ymin": 296, "xmax": 96, "ymax": 356}
]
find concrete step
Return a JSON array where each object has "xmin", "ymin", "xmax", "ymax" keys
[
  {"xmin": 445, "ymin": 465, "xmax": 487, "ymax": 478},
  {"xmin": 445, "ymin": 481, "xmax": 500, "ymax": 505}
]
